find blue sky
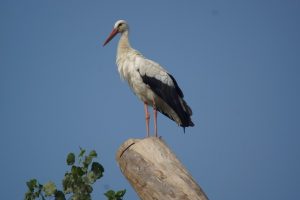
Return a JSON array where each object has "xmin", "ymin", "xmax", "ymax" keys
[{"xmin": 1, "ymin": 0, "xmax": 300, "ymax": 199}]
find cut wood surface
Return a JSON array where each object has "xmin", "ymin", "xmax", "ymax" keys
[{"xmin": 116, "ymin": 137, "xmax": 208, "ymax": 200}]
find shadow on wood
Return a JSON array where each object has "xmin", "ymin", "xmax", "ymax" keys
[{"xmin": 116, "ymin": 137, "xmax": 208, "ymax": 200}]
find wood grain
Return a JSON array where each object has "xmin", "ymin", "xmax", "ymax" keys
[{"xmin": 116, "ymin": 137, "xmax": 208, "ymax": 200}]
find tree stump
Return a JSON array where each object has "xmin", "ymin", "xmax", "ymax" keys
[{"xmin": 116, "ymin": 137, "xmax": 208, "ymax": 200}]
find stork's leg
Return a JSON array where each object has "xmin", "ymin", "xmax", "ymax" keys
[
  {"xmin": 152, "ymin": 98, "xmax": 158, "ymax": 137},
  {"xmin": 144, "ymin": 102, "xmax": 150, "ymax": 137}
]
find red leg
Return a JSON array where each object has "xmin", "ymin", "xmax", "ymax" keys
[
  {"xmin": 152, "ymin": 98, "xmax": 158, "ymax": 137},
  {"xmin": 144, "ymin": 102, "xmax": 150, "ymax": 137}
]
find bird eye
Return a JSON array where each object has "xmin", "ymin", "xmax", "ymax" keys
[{"xmin": 118, "ymin": 23, "xmax": 123, "ymax": 27}]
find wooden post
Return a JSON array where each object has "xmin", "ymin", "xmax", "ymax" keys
[{"xmin": 116, "ymin": 137, "xmax": 208, "ymax": 200}]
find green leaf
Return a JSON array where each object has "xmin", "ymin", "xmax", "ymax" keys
[
  {"xmin": 26, "ymin": 179, "xmax": 37, "ymax": 191},
  {"xmin": 116, "ymin": 189, "xmax": 126, "ymax": 198},
  {"xmin": 87, "ymin": 171, "xmax": 99, "ymax": 184},
  {"xmin": 83, "ymin": 156, "xmax": 93, "ymax": 167},
  {"xmin": 104, "ymin": 189, "xmax": 126, "ymax": 200},
  {"xmin": 55, "ymin": 190, "xmax": 66, "ymax": 200},
  {"xmin": 87, "ymin": 171, "xmax": 96, "ymax": 184},
  {"xmin": 104, "ymin": 190, "xmax": 115, "ymax": 199},
  {"xmin": 66, "ymin": 153, "xmax": 75, "ymax": 165},
  {"xmin": 71, "ymin": 166, "xmax": 84, "ymax": 177},
  {"xmin": 63, "ymin": 172, "xmax": 76, "ymax": 194},
  {"xmin": 89, "ymin": 150, "xmax": 97, "ymax": 158},
  {"xmin": 79, "ymin": 147, "xmax": 86, "ymax": 157},
  {"xmin": 86, "ymin": 185, "xmax": 93, "ymax": 193},
  {"xmin": 91, "ymin": 162, "xmax": 104, "ymax": 179},
  {"xmin": 43, "ymin": 181, "xmax": 56, "ymax": 196}
]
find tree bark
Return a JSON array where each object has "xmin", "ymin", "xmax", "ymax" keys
[{"xmin": 116, "ymin": 137, "xmax": 208, "ymax": 200}]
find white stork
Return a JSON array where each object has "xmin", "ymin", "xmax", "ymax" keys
[{"xmin": 103, "ymin": 20, "xmax": 194, "ymax": 137}]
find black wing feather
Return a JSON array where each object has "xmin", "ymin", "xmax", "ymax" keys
[
  {"xmin": 139, "ymin": 71, "xmax": 193, "ymax": 127},
  {"xmin": 167, "ymin": 73, "xmax": 184, "ymax": 98}
]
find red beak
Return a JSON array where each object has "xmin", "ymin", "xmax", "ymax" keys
[{"xmin": 103, "ymin": 28, "xmax": 119, "ymax": 46}]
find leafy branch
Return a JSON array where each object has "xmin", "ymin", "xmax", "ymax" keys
[{"xmin": 25, "ymin": 148, "xmax": 125, "ymax": 200}]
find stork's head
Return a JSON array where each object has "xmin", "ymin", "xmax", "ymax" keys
[{"xmin": 103, "ymin": 20, "xmax": 129, "ymax": 46}]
